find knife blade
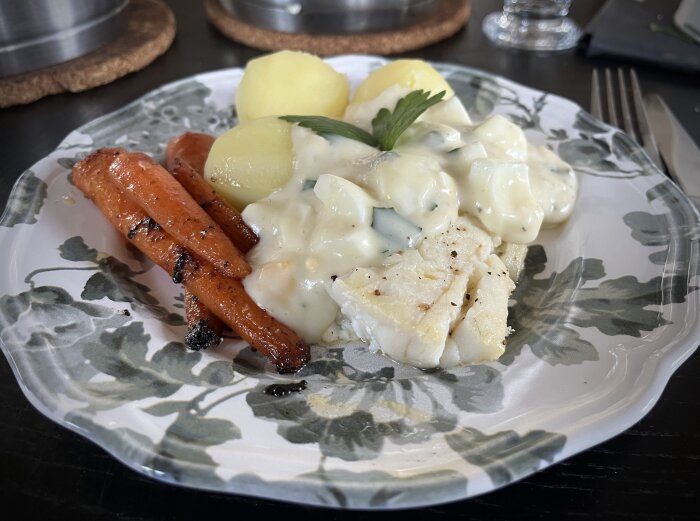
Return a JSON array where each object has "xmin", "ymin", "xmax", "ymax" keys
[{"xmin": 644, "ymin": 94, "xmax": 700, "ymax": 208}]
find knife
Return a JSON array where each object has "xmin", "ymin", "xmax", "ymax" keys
[{"xmin": 644, "ymin": 94, "xmax": 700, "ymax": 209}]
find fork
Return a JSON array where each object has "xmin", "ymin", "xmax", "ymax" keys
[{"xmin": 590, "ymin": 67, "xmax": 665, "ymax": 171}]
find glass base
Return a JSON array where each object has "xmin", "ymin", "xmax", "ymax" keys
[{"xmin": 482, "ymin": 11, "xmax": 582, "ymax": 51}]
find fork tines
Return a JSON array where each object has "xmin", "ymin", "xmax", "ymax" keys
[{"xmin": 591, "ymin": 67, "xmax": 664, "ymax": 170}]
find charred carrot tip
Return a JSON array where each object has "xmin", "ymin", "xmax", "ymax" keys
[{"xmin": 185, "ymin": 319, "xmax": 223, "ymax": 351}]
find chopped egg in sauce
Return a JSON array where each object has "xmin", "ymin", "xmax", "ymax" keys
[{"xmin": 241, "ymin": 86, "xmax": 577, "ymax": 367}]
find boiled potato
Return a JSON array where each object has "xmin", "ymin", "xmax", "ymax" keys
[
  {"xmin": 204, "ymin": 117, "xmax": 293, "ymax": 209},
  {"xmin": 235, "ymin": 50, "xmax": 350, "ymax": 123},
  {"xmin": 351, "ymin": 59, "xmax": 454, "ymax": 104}
]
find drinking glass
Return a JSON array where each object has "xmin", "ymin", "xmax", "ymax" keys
[{"xmin": 482, "ymin": 0, "xmax": 582, "ymax": 51}]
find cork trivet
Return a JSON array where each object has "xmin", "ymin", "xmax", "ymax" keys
[
  {"xmin": 0, "ymin": 0, "xmax": 176, "ymax": 108},
  {"xmin": 205, "ymin": 0, "xmax": 470, "ymax": 56}
]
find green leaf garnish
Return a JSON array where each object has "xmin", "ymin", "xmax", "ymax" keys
[
  {"xmin": 279, "ymin": 115, "xmax": 379, "ymax": 148},
  {"xmin": 279, "ymin": 89, "xmax": 446, "ymax": 151},
  {"xmin": 372, "ymin": 90, "xmax": 446, "ymax": 151}
]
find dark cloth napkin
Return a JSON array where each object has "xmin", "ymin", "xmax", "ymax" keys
[{"xmin": 586, "ymin": 0, "xmax": 700, "ymax": 73}]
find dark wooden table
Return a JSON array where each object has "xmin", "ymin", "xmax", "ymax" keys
[{"xmin": 1, "ymin": 1, "xmax": 698, "ymax": 519}]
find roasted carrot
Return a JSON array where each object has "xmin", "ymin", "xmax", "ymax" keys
[
  {"xmin": 169, "ymin": 159, "xmax": 259, "ymax": 253},
  {"xmin": 73, "ymin": 148, "xmax": 309, "ymax": 373},
  {"xmin": 165, "ymin": 132, "xmax": 214, "ymax": 175},
  {"xmin": 184, "ymin": 289, "xmax": 225, "ymax": 351},
  {"xmin": 108, "ymin": 151, "xmax": 250, "ymax": 279},
  {"xmin": 167, "ymin": 133, "xmax": 258, "ymax": 344},
  {"xmin": 165, "ymin": 133, "xmax": 259, "ymax": 253}
]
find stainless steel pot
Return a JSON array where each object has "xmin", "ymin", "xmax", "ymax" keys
[
  {"xmin": 0, "ymin": 0, "xmax": 130, "ymax": 78},
  {"xmin": 218, "ymin": 0, "xmax": 442, "ymax": 34}
]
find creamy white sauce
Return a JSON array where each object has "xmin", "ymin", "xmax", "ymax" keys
[{"xmin": 241, "ymin": 88, "xmax": 577, "ymax": 344}]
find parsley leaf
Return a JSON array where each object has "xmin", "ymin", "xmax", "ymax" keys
[
  {"xmin": 372, "ymin": 90, "xmax": 446, "ymax": 151},
  {"xmin": 279, "ymin": 89, "xmax": 447, "ymax": 152},
  {"xmin": 279, "ymin": 115, "xmax": 379, "ymax": 148}
]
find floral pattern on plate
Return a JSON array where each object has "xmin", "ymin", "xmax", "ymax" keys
[{"xmin": 0, "ymin": 56, "xmax": 698, "ymax": 508}]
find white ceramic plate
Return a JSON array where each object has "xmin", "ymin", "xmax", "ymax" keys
[{"xmin": 0, "ymin": 56, "xmax": 698, "ymax": 509}]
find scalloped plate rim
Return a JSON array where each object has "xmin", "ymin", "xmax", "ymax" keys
[{"xmin": 0, "ymin": 56, "xmax": 698, "ymax": 509}]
